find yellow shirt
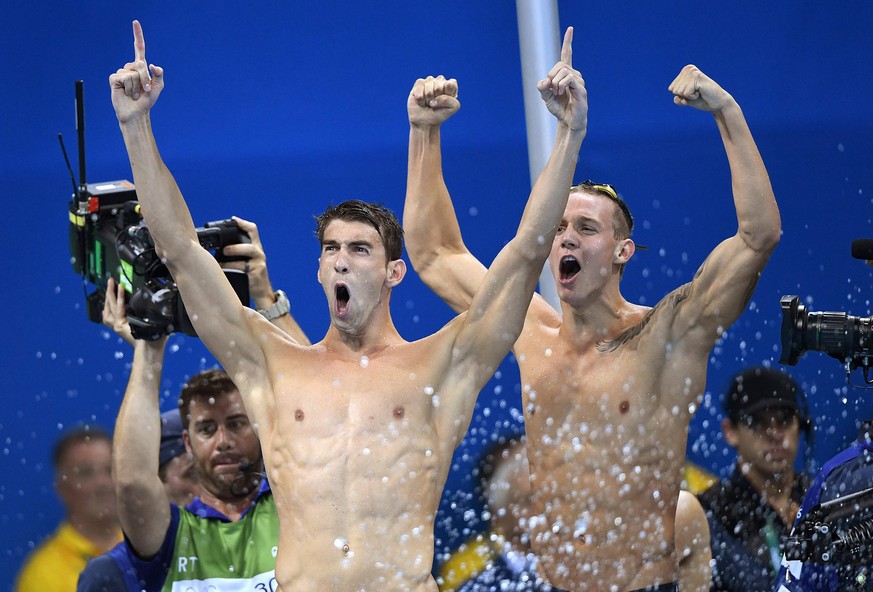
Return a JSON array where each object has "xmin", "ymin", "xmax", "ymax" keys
[
  {"xmin": 683, "ymin": 460, "xmax": 718, "ymax": 495},
  {"xmin": 14, "ymin": 522, "xmax": 122, "ymax": 592},
  {"xmin": 439, "ymin": 534, "xmax": 499, "ymax": 592}
]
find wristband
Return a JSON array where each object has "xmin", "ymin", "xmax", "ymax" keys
[{"xmin": 257, "ymin": 290, "xmax": 290, "ymax": 320}]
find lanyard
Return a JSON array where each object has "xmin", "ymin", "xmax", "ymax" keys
[{"xmin": 764, "ymin": 514, "xmax": 783, "ymax": 574}]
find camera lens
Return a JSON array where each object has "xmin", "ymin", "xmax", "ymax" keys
[{"xmin": 780, "ymin": 295, "xmax": 873, "ymax": 370}]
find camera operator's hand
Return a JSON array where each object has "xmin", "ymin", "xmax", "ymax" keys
[
  {"xmin": 110, "ymin": 20, "xmax": 164, "ymax": 124},
  {"xmin": 222, "ymin": 216, "xmax": 311, "ymax": 345},
  {"xmin": 102, "ymin": 278, "xmax": 136, "ymax": 347},
  {"xmin": 222, "ymin": 217, "xmax": 275, "ymax": 309},
  {"xmin": 102, "ymin": 278, "xmax": 169, "ymax": 351}
]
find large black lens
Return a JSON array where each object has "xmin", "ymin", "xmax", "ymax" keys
[{"xmin": 780, "ymin": 295, "xmax": 873, "ymax": 370}]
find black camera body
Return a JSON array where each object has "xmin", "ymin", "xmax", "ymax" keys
[
  {"xmin": 784, "ymin": 485, "xmax": 873, "ymax": 566},
  {"xmin": 62, "ymin": 80, "xmax": 251, "ymax": 341},
  {"xmin": 68, "ymin": 180, "xmax": 251, "ymax": 340}
]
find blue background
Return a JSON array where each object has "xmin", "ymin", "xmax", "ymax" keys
[{"xmin": 2, "ymin": 1, "xmax": 873, "ymax": 584}]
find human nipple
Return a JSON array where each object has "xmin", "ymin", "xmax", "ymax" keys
[{"xmin": 335, "ymin": 537, "xmax": 351, "ymax": 555}]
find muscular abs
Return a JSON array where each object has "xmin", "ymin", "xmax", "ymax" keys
[
  {"xmin": 517, "ymin": 322, "xmax": 700, "ymax": 590},
  {"xmin": 258, "ymin": 346, "xmax": 451, "ymax": 592}
]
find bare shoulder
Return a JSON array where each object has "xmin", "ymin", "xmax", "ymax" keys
[
  {"xmin": 244, "ymin": 308, "xmax": 309, "ymax": 353},
  {"xmin": 676, "ymin": 490, "xmax": 705, "ymax": 523},
  {"xmin": 405, "ymin": 312, "xmax": 470, "ymax": 364},
  {"xmin": 596, "ymin": 284, "xmax": 711, "ymax": 407},
  {"xmin": 526, "ymin": 293, "xmax": 563, "ymax": 330},
  {"xmin": 595, "ymin": 296, "xmax": 673, "ymax": 354},
  {"xmin": 676, "ymin": 490, "xmax": 709, "ymax": 547},
  {"xmin": 516, "ymin": 294, "xmax": 562, "ymax": 352},
  {"xmin": 237, "ymin": 310, "xmax": 312, "ymax": 398}
]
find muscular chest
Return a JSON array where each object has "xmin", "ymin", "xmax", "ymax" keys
[
  {"xmin": 520, "ymin": 344, "xmax": 662, "ymax": 442},
  {"xmin": 275, "ymin": 354, "xmax": 440, "ymax": 435},
  {"xmin": 264, "ymin": 349, "xmax": 445, "ymax": 490},
  {"xmin": 266, "ymin": 347, "xmax": 464, "ymax": 479}
]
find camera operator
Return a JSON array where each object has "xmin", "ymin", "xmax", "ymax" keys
[
  {"xmin": 699, "ymin": 366, "xmax": 811, "ymax": 592},
  {"xmin": 774, "ymin": 419, "xmax": 873, "ymax": 592},
  {"xmin": 78, "ymin": 219, "xmax": 308, "ymax": 591}
]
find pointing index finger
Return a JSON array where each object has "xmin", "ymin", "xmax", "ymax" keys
[
  {"xmin": 560, "ymin": 26, "xmax": 573, "ymax": 66},
  {"xmin": 132, "ymin": 20, "xmax": 146, "ymax": 63}
]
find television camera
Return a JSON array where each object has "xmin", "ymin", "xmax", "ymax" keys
[
  {"xmin": 784, "ymin": 484, "xmax": 873, "ymax": 567},
  {"xmin": 63, "ymin": 80, "xmax": 250, "ymax": 340},
  {"xmin": 779, "ymin": 241, "xmax": 873, "ymax": 580}
]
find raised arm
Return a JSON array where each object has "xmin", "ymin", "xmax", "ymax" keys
[
  {"xmin": 667, "ymin": 65, "xmax": 780, "ymax": 344},
  {"xmin": 109, "ymin": 21, "xmax": 265, "ymax": 381},
  {"xmin": 104, "ymin": 278, "xmax": 172, "ymax": 556},
  {"xmin": 440, "ymin": 28, "xmax": 587, "ymax": 413},
  {"xmin": 221, "ymin": 216, "xmax": 311, "ymax": 345},
  {"xmin": 404, "ymin": 74, "xmax": 483, "ymax": 313}
]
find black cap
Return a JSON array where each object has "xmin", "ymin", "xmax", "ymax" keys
[
  {"xmin": 724, "ymin": 366, "xmax": 800, "ymax": 423},
  {"xmin": 159, "ymin": 409, "xmax": 186, "ymax": 468}
]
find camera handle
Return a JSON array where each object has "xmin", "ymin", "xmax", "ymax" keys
[{"xmin": 844, "ymin": 362, "xmax": 873, "ymax": 390}]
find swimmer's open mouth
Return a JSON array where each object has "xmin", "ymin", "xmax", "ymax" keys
[
  {"xmin": 560, "ymin": 256, "xmax": 581, "ymax": 280},
  {"xmin": 335, "ymin": 284, "xmax": 350, "ymax": 313}
]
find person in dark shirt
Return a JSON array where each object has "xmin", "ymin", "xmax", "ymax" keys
[{"xmin": 700, "ymin": 366, "xmax": 811, "ymax": 592}]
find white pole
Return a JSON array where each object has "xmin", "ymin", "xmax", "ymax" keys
[{"xmin": 516, "ymin": 0, "xmax": 562, "ymax": 312}]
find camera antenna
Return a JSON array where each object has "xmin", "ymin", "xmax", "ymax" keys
[
  {"xmin": 58, "ymin": 133, "xmax": 78, "ymax": 199},
  {"xmin": 75, "ymin": 79, "xmax": 87, "ymax": 201}
]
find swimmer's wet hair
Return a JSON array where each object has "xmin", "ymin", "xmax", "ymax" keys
[{"xmin": 315, "ymin": 200, "xmax": 404, "ymax": 262}]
